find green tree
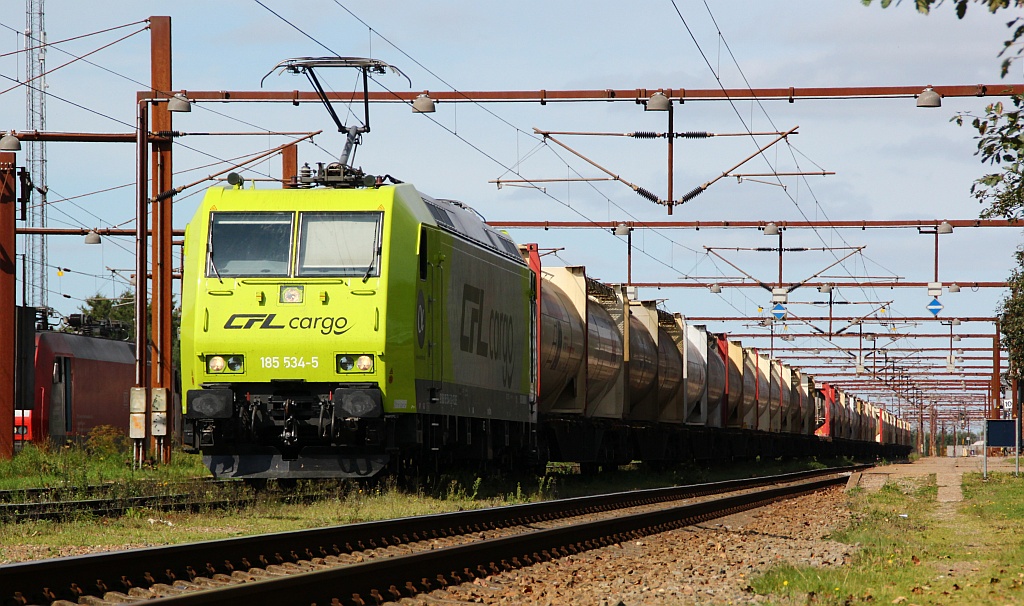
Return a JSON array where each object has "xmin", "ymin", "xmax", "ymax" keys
[
  {"xmin": 864, "ymin": 0, "xmax": 1024, "ymax": 380},
  {"xmin": 77, "ymin": 291, "xmax": 182, "ymax": 369},
  {"xmin": 1000, "ymin": 247, "xmax": 1024, "ymax": 380},
  {"xmin": 76, "ymin": 290, "xmax": 135, "ymax": 340}
]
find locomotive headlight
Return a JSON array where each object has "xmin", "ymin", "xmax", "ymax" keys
[
  {"xmin": 207, "ymin": 355, "xmax": 244, "ymax": 374},
  {"xmin": 280, "ymin": 285, "xmax": 304, "ymax": 303},
  {"xmin": 355, "ymin": 355, "xmax": 374, "ymax": 371},
  {"xmin": 337, "ymin": 355, "xmax": 355, "ymax": 372},
  {"xmin": 336, "ymin": 354, "xmax": 374, "ymax": 373},
  {"xmin": 207, "ymin": 356, "xmax": 227, "ymax": 373}
]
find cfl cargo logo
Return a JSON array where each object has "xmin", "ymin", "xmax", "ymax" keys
[
  {"xmin": 224, "ymin": 313, "xmax": 351, "ymax": 335},
  {"xmin": 459, "ymin": 284, "xmax": 517, "ymax": 388}
]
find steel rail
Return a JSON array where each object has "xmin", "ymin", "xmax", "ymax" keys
[
  {"xmin": 144, "ymin": 475, "xmax": 848, "ymax": 605},
  {"xmin": 0, "ymin": 466, "xmax": 866, "ymax": 604}
]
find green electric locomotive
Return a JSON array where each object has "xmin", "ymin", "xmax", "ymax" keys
[{"xmin": 180, "ymin": 168, "xmax": 536, "ymax": 478}]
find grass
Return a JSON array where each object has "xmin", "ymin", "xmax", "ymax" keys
[
  {"xmin": 0, "ymin": 445, "xmax": 209, "ymax": 491},
  {"xmin": 0, "ymin": 427, "xmax": 209, "ymax": 492},
  {"xmin": 750, "ymin": 470, "xmax": 1024, "ymax": 604}
]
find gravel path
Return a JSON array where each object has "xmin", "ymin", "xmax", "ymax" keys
[{"xmin": 391, "ymin": 486, "xmax": 853, "ymax": 605}]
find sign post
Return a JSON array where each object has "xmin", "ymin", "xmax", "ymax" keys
[{"xmin": 984, "ymin": 418, "xmax": 1020, "ymax": 479}]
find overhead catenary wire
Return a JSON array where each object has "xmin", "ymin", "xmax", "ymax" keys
[{"xmin": 250, "ymin": 1, "xmax": 765, "ymax": 318}]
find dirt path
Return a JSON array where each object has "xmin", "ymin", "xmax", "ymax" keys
[{"xmin": 848, "ymin": 455, "xmax": 1021, "ymax": 505}]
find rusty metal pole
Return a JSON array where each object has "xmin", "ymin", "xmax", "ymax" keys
[
  {"xmin": 133, "ymin": 101, "xmax": 150, "ymax": 467},
  {"xmin": 282, "ymin": 143, "xmax": 298, "ymax": 188},
  {"xmin": 994, "ymin": 319, "xmax": 1002, "ymax": 420},
  {"xmin": 0, "ymin": 152, "xmax": 17, "ymax": 460},
  {"xmin": 626, "ymin": 228, "xmax": 632, "ymax": 286},
  {"xmin": 150, "ymin": 16, "xmax": 174, "ymax": 464},
  {"xmin": 930, "ymin": 403, "xmax": 937, "ymax": 457}
]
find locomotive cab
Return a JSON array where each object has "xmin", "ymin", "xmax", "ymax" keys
[{"xmin": 180, "ymin": 177, "xmax": 535, "ymax": 479}]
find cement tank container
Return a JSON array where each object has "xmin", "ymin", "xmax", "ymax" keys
[
  {"xmin": 721, "ymin": 339, "xmax": 743, "ymax": 428},
  {"xmin": 655, "ymin": 326, "xmax": 683, "ymax": 412},
  {"xmin": 537, "ymin": 280, "xmax": 586, "ymax": 411},
  {"xmin": 705, "ymin": 334, "xmax": 726, "ymax": 428},
  {"xmin": 585, "ymin": 298, "xmax": 624, "ymax": 408},
  {"xmin": 741, "ymin": 348, "xmax": 758, "ymax": 430},
  {"xmin": 756, "ymin": 353, "xmax": 771, "ymax": 432},
  {"xmin": 626, "ymin": 314, "xmax": 659, "ymax": 413},
  {"xmin": 769, "ymin": 359, "xmax": 782, "ymax": 433},
  {"xmin": 779, "ymin": 363, "xmax": 792, "ymax": 433},
  {"xmin": 683, "ymin": 325, "xmax": 708, "ymax": 424}
]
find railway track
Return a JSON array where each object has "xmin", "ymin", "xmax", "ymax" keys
[
  {"xmin": 0, "ymin": 480, "xmax": 249, "ymax": 523},
  {"xmin": 0, "ymin": 465, "xmax": 867, "ymax": 605}
]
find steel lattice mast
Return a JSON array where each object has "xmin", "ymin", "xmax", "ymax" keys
[{"xmin": 25, "ymin": 0, "xmax": 46, "ymax": 312}]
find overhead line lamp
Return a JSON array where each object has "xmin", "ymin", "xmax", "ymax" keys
[
  {"xmin": 166, "ymin": 93, "xmax": 192, "ymax": 113},
  {"xmin": 937, "ymin": 220, "xmax": 953, "ymax": 234},
  {"xmin": 710, "ymin": 283, "xmax": 722, "ymax": 293},
  {"xmin": 412, "ymin": 92, "xmax": 436, "ymax": 113},
  {"xmin": 646, "ymin": 91, "xmax": 671, "ymax": 111},
  {"xmin": 763, "ymin": 222, "xmax": 780, "ymax": 236},
  {"xmin": 84, "ymin": 230, "xmax": 102, "ymax": 245},
  {"xmin": 916, "ymin": 86, "xmax": 942, "ymax": 108},
  {"xmin": 0, "ymin": 131, "xmax": 21, "ymax": 151}
]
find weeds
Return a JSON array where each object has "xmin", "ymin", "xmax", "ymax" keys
[
  {"xmin": 0, "ymin": 426, "xmax": 208, "ymax": 493},
  {"xmin": 752, "ymin": 471, "xmax": 1024, "ymax": 605}
]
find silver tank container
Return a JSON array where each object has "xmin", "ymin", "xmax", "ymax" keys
[
  {"xmin": 586, "ymin": 299, "xmax": 623, "ymax": 407},
  {"xmin": 655, "ymin": 326, "xmax": 683, "ymax": 410},
  {"xmin": 705, "ymin": 337, "xmax": 726, "ymax": 426},
  {"xmin": 537, "ymin": 281, "xmax": 586, "ymax": 405},
  {"xmin": 626, "ymin": 314, "xmax": 659, "ymax": 404}
]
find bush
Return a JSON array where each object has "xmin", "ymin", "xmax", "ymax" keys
[{"xmin": 85, "ymin": 425, "xmax": 130, "ymax": 458}]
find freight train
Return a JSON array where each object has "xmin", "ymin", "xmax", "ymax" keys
[
  {"xmin": 14, "ymin": 331, "xmax": 135, "ymax": 448},
  {"xmin": 178, "ymin": 165, "xmax": 913, "ymax": 479}
]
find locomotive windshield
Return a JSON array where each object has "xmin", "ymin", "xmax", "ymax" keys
[
  {"xmin": 297, "ymin": 211, "xmax": 382, "ymax": 278},
  {"xmin": 206, "ymin": 210, "xmax": 383, "ymax": 279},
  {"xmin": 208, "ymin": 212, "xmax": 293, "ymax": 277}
]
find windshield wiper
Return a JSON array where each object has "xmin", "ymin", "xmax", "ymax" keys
[
  {"xmin": 208, "ymin": 243, "xmax": 224, "ymax": 284},
  {"xmin": 362, "ymin": 222, "xmax": 381, "ymax": 283},
  {"xmin": 361, "ymin": 247, "xmax": 379, "ymax": 283}
]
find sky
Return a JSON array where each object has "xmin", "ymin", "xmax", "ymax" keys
[{"xmin": 0, "ymin": 0, "xmax": 1019, "ymax": 418}]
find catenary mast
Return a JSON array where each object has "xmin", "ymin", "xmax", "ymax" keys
[{"xmin": 25, "ymin": 0, "xmax": 47, "ymax": 313}]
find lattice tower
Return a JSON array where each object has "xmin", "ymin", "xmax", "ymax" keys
[{"xmin": 25, "ymin": 0, "xmax": 47, "ymax": 310}]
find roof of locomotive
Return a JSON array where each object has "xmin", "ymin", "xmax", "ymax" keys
[
  {"xmin": 195, "ymin": 183, "xmax": 526, "ymax": 266},
  {"xmin": 418, "ymin": 193, "xmax": 525, "ymax": 265}
]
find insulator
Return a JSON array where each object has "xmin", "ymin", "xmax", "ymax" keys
[
  {"xmin": 299, "ymin": 163, "xmax": 312, "ymax": 179},
  {"xmin": 680, "ymin": 186, "xmax": 705, "ymax": 203},
  {"xmin": 631, "ymin": 131, "xmax": 660, "ymax": 139},
  {"xmin": 678, "ymin": 131, "xmax": 711, "ymax": 139},
  {"xmin": 635, "ymin": 186, "xmax": 659, "ymax": 203}
]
